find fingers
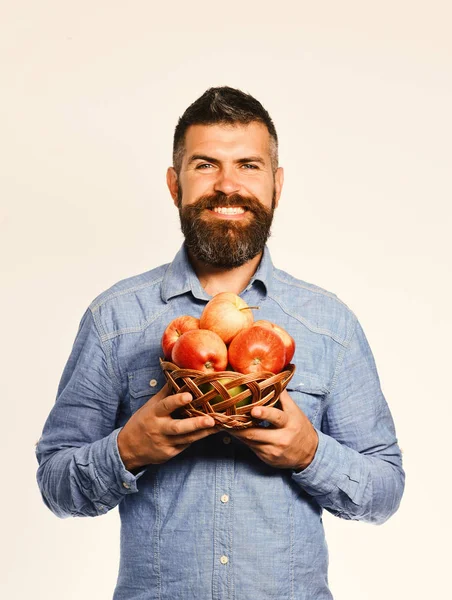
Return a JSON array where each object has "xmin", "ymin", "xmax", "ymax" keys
[
  {"xmin": 154, "ymin": 388, "xmax": 194, "ymax": 417},
  {"xmin": 164, "ymin": 414, "xmax": 217, "ymax": 447},
  {"xmin": 165, "ymin": 414, "xmax": 216, "ymax": 436},
  {"xmin": 231, "ymin": 420, "xmax": 277, "ymax": 442},
  {"xmin": 172, "ymin": 426, "xmax": 219, "ymax": 447},
  {"xmin": 250, "ymin": 404, "xmax": 288, "ymax": 428}
]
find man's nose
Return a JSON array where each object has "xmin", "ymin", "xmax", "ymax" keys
[{"xmin": 213, "ymin": 167, "xmax": 241, "ymax": 196}]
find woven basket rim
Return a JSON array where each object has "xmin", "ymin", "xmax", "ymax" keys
[{"xmin": 159, "ymin": 358, "xmax": 295, "ymax": 429}]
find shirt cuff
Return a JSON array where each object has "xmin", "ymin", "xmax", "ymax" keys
[
  {"xmin": 96, "ymin": 428, "xmax": 147, "ymax": 496},
  {"xmin": 291, "ymin": 429, "xmax": 364, "ymax": 504}
]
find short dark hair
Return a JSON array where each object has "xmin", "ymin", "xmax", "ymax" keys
[{"xmin": 172, "ymin": 86, "xmax": 278, "ymax": 174}]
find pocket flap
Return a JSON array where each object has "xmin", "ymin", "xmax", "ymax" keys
[
  {"xmin": 128, "ymin": 366, "xmax": 166, "ymax": 398},
  {"xmin": 286, "ymin": 371, "xmax": 329, "ymax": 396},
  {"xmin": 284, "ymin": 370, "xmax": 328, "ymax": 425}
]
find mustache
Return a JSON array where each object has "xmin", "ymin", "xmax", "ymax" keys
[{"xmin": 184, "ymin": 192, "xmax": 264, "ymax": 213}]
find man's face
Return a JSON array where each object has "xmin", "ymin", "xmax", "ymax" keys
[{"xmin": 167, "ymin": 122, "xmax": 284, "ymax": 268}]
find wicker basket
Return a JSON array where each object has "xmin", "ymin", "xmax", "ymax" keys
[{"xmin": 160, "ymin": 358, "xmax": 295, "ymax": 429}]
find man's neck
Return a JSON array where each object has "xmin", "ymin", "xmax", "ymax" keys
[{"xmin": 187, "ymin": 250, "xmax": 263, "ymax": 297}]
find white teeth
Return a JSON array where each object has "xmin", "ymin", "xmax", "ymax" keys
[{"xmin": 212, "ymin": 206, "xmax": 245, "ymax": 214}]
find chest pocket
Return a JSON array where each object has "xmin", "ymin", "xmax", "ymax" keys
[
  {"xmin": 285, "ymin": 372, "xmax": 328, "ymax": 427},
  {"xmin": 128, "ymin": 366, "xmax": 167, "ymax": 414}
]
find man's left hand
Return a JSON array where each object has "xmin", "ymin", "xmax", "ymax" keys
[{"xmin": 230, "ymin": 390, "xmax": 319, "ymax": 471}]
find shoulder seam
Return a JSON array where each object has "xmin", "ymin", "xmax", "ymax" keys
[
  {"xmin": 90, "ymin": 275, "xmax": 165, "ymax": 312},
  {"xmin": 267, "ymin": 293, "xmax": 353, "ymax": 347},
  {"xmin": 327, "ymin": 316, "xmax": 359, "ymax": 398},
  {"xmin": 88, "ymin": 307, "xmax": 123, "ymax": 394},
  {"xmin": 100, "ymin": 304, "xmax": 173, "ymax": 342},
  {"xmin": 272, "ymin": 271, "xmax": 349, "ymax": 308}
]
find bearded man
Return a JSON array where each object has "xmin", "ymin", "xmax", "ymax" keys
[{"xmin": 36, "ymin": 87, "xmax": 404, "ymax": 600}]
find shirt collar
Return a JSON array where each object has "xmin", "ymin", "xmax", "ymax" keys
[{"xmin": 161, "ymin": 243, "xmax": 274, "ymax": 303}]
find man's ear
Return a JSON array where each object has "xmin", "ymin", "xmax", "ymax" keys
[
  {"xmin": 166, "ymin": 167, "xmax": 179, "ymax": 206},
  {"xmin": 273, "ymin": 167, "xmax": 284, "ymax": 209}
]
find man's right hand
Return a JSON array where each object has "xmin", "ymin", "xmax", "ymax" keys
[{"xmin": 117, "ymin": 383, "xmax": 217, "ymax": 472}]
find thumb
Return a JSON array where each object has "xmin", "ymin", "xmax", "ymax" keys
[
  {"xmin": 279, "ymin": 389, "xmax": 311, "ymax": 423},
  {"xmin": 154, "ymin": 382, "xmax": 171, "ymax": 400},
  {"xmin": 278, "ymin": 389, "xmax": 295, "ymax": 412}
]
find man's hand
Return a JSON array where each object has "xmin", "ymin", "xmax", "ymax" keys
[
  {"xmin": 230, "ymin": 390, "xmax": 319, "ymax": 471},
  {"xmin": 117, "ymin": 383, "xmax": 217, "ymax": 471}
]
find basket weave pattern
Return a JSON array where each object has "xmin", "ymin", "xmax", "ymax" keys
[{"xmin": 160, "ymin": 358, "xmax": 295, "ymax": 429}]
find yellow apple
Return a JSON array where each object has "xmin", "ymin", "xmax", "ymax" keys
[{"xmin": 199, "ymin": 378, "xmax": 250, "ymax": 407}]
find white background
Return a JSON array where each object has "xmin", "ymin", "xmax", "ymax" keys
[{"xmin": 1, "ymin": 1, "xmax": 451, "ymax": 598}]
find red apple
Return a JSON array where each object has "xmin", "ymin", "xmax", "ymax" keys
[
  {"xmin": 200, "ymin": 292, "xmax": 256, "ymax": 344},
  {"xmin": 161, "ymin": 315, "xmax": 200, "ymax": 359},
  {"xmin": 253, "ymin": 320, "xmax": 295, "ymax": 365},
  {"xmin": 171, "ymin": 329, "xmax": 228, "ymax": 373},
  {"xmin": 228, "ymin": 325, "xmax": 286, "ymax": 374}
]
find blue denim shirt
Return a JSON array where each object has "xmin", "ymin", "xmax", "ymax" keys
[{"xmin": 36, "ymin": 243, "xmax": 404, "ymax": 600}]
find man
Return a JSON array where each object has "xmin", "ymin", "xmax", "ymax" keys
[{"xmin": 36, "ymin": 87, "xmax": 405, "ymax": 599}]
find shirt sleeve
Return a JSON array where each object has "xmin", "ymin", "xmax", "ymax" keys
[
  {"xmin": 292, "ymin": 318, "xmax": 405, "ymax": 524},
  {"xmin": 36, "ymin": 309, "xmax": 145, "ymax": 518}
]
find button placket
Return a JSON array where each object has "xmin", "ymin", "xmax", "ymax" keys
[{"xmin": 212, "ymin": 447, "xmax": 234, "ymax": 597}]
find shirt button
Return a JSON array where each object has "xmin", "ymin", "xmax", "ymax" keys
[
  {"xmin": 122, "ymin": 482, "xmax": 131, "ymax": 489},
  {"xmin": 149, "ymin": 379, "xmax": 158, "ymax": 387},
  {"xmin": 220, "ymin": 494, "xmax": 229, "ymax": 503},
  {"xmin": 222, "ymin": 436, "xmax": 231, "ymax": 445},
  {"xmin": 220, "ymin": 555, "xmax": 229, "ymax": 565}
]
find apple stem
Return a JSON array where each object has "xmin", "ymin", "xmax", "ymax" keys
[{"xmin": 239, "ymin": 306, "xmax": 260, "ymax": 312}]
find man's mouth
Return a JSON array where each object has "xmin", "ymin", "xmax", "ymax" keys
[{"xmin": 208, "ymin": 206, "xmax": 247, "ymax": 215}]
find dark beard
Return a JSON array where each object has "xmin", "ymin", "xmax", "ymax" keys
[{"xmin": 178, "ymin": 190, "xmax": 275, "ymax": 269}]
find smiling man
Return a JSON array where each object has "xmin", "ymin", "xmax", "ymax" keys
[
  {"xmin": 170, "ymin": 120, "xmax": 281, "ymax": 278},
  {"xmin": 36, "ymin": 87, "xmax": 405, "ymax": 600}
]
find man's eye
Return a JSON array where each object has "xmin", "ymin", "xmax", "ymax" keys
[
  {"xmin": 196, "ymin": 163, "xmax": 213, "ymax": 169},
  {"xmin": 242, "ymin": 164, "xmax": 258, "ymax": 169}
]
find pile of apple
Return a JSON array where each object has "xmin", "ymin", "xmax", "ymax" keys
[{"xmin": 161, "ymin": 292, "xmax": 295, "ymax": 375}]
